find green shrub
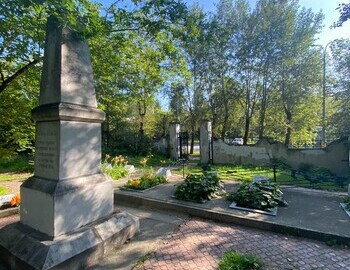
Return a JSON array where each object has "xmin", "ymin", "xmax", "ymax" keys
[
  {"xmin": 219, "ymin": 252, "xmax": 263, "ymax": 270},
  {"xmin": 343, "ymin": 196, "xmax": 350, "ymax": 210},
  {"xmin": 227, "ymin": 180, "xmax": 287, "ymax": 211},
  {"xmin": 174, "ymin": 171, "xmax": 225, "ymax": 202},
  {"xmin": 298, "ymin": 163, "xmax": 334, "ymax": 183},
  {"xmin": 0, "ymin": 157, "xmax": 34, "ymax": 173},
  {"xmin": 102, "ymin": 164, "xmax": 129, "ymax": 180},
  {"xmin": 101, "ymin": 154, "xmax": 129, "ymax": 180}
]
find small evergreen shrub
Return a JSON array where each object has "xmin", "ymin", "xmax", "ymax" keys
[
  {"xmin": 219, "ymin": 252, "xmax": 263, "ymax": 270},
  {"xmin": 174, "ymin": 171, "xmax": 225, "ymax": 202},
  {"xmin": 227, "ymin": 180, "xmax": 287, "ymax": 211}
]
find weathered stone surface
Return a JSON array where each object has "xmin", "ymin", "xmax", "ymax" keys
[
  {"xmin": 156, "ymin": 168, "xmax": 172, "ymax": 179},
  {"xmin": 19, "ymin": 15, "xmax": 114, "ymax": 238},
  {"xmin": 125, "ymin": 165, "xmax": 135, "ymax": 174},
  {"xmin": 253, "ymin": 175, "xmax": 270, "ymax": 183},
  {"xmin": 0, "ymin": 15, "xmax": 139, "ymax": 269},
  {"xmin": 169, "ymin": 123, "xmax": 180, "ymax": 159},
  {"xmin": 200, "ymin": 120, "xmax": 212, "ymax": 164},
  {"xmin": 20, "ymin": 174, "xmax": 113, "ymax": 237},
  {"xmin": 39, "ymin": 17, "xmax": 97, "ymax": 107},
  {"xmin": 0, "ymin": 211, "xmax": 139, "ymax": 270}
]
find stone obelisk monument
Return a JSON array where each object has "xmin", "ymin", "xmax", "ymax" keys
[{"xmin": 0, "ymin": 17, "xmax": 139, "ymax": 269}]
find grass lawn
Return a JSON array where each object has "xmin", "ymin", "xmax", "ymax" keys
[
  {"xmin": 174, "ymin": 163, "xmax": 349, "ymax": 192},
  {"xmin": 0, "ymin": 187, "xmax": 10, "ymax": 196},
  {"xmin": 0, "ymin": 157, "xmax": 34, "ymax": 195},
  {"xmin": 1, "ymin": 155, "xmax": 348, "ymax": 194}
]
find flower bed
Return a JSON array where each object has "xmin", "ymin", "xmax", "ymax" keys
[{"xmin": 123, "ymin": 170, "xmax": 167, "ymax": 191}]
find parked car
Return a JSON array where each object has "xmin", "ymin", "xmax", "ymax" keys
[{"xmin": 232, "ymin": 138, "xmax": 243, "ymax": 145}]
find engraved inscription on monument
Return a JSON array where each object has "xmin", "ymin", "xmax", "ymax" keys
[
  {"xmin": 34, "ymin": 122, "xmax": 59, "ymax": 179},
  {"xmin": 36, "ymin": 130, "xmax": 56, "ymax": 170}
]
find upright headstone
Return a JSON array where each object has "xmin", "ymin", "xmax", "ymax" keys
[
  {"xmin": 0, "ymin": 16, "xmax": 139, "ymax": 270},
  {"xmin": 200, "ymin": 120, "xmax": 212, "ymax": 164},
  {"xmin": 169, "ymin": 122, "xmax": 180, "ymax": 159}
]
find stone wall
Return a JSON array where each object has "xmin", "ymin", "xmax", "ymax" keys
[
  {"xmin": 212, "ymin": 138, "xmax": 349, "ymax": 175},
  {"xmin": 153, "ymin": 137, "xmax": 168, "ymax": 156}
]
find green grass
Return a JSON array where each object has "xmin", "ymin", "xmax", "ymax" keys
[
  {"xmin": 0, "ymin": 157, "xmax": 34, "ymax": 173},
  {"xmin": 0, "ymin": 172, "xmax": 31, "ymax": 182},
  {"xmin": 0, "ymin": 187, "xmax": 10, "ymax": 196},
  {"xmin": 174, "ymin": 164, "xmax": 349, "ymax": 192},
  {"xmin": 219, "ymin": 252, "xmax": 263, "ymax": 270}
]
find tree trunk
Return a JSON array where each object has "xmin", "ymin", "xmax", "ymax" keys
[
  {"xmin": 243, "ymin": 113, "xmax": 250, "ymax": 145},
  {"xmin": 284, "ymin": 107, "xmax": 292, "ymax": 146},
  {"xmin": 243, "ymin": 83, "xmax": 251, "ymax": 145},
  {"xmin": 138, "ymin": 101, "xmax": 146, "ymax": 135},
  {"xmin": 190, "ymin": 129, "xmax": 194, "ymax": 154}
]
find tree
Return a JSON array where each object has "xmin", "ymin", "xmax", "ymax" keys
[
  {"xmin": 329, "ymin": 38, "xmax": 350, "ymax": 137},
  {"xmin": 333, "ymin": 2, "xmax": 350, "ymax": 27},
  {"xmin": 1, "ymin": 0, "xmax": 188, "ymax": 156}
]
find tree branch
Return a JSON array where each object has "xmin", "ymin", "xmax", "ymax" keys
[{"xmin": 0, "ymin": 58, "xmax": 42, "ymax": 94}]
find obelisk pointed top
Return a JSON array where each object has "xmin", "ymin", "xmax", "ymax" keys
[{"xmin": 39, "ymin": 16, "xmax": 97, "ymax": 107}]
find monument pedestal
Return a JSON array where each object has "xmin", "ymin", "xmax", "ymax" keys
[
  {"xmin": 0, "ymin": 211, "xmax": 139, "ymax": 270},
  {"xmin": 0, "ymin": 16, "xmax": 139, "ymax": 269}
]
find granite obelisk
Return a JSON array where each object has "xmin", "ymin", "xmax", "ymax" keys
[{"xmin": 0, "ymin": 16, "xmax": 139, "ymax": 270}]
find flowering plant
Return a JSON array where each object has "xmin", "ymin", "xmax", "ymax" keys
[
  {"xmin": 123, "ymin": 169, "xmax": 166, "ymax": 190},
  {"xmin": 10, "ymin": 193, "xmax": 20, "ymax": 207}
]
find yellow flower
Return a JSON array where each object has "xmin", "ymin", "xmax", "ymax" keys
[{"xmin": 139, "ymin": 158, "xmax": 148, "ymax": 167}]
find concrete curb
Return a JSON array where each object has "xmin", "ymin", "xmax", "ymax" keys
[
  {"xmin": 115, "ymin": 192, "xmax": 350, "ymax": 246},
  {"xmin": 0, "ymin": 207, "xmax": 19, "ymax": 218}
]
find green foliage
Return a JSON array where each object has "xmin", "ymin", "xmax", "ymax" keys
[
  {"xmin": 101, "ymin": 164, "xmax": 128, "ymax": 180},
  {"xmin": 101, "ymin": 154, "xmax": 129, "ymax": 180},
  {"xmin": 0, "ymin": 157, "xmax": 34, "ymax": 173},
  {"xmin": 227, "ymin": 180, "xmax": 287, "ymax": 211},
  {"xmin": 123, "ymin": 168, "xmax": 166, "ymax": 190},
  {"xmin": 174, "ymin": 171, "xmax": 225, "ymax": 202},
  {"xmin": 343, "ymin": 196, "xmax": 350, "ymax": 210},
  {"xmin": 298, "ymin": 163, "xmax": 334, "ymax": 183},
  {"xmin": 0, "ymin": 187, "xmax": 10, "ymax": 196},
  {"xmin": 219, "ymin": 251, "xmax": 263, "ymax": 270}
]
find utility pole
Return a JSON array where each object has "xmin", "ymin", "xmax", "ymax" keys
[{"xmin": 313, "ymin": 41, "xmax": 333, "ymax": 148}]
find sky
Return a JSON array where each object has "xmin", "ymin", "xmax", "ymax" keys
[{"xmin": 186, "ymin": 0, "xmax": 350, "ymax": 46}]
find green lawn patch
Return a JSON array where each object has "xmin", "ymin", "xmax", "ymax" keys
[
  {"xmin": 174, "ymin": 163, "xmax": 348, "ymax": 192},
  {"xmin": 0, "ymin": 187, "xmax": 10, "ymax": 196},
  {"xmin": 0, "ymin": 157, "xmax": 34, "ymax": 173},
  {"xmin": 219, "ymin": 252, "xmax": 263, "ymax": 270}
]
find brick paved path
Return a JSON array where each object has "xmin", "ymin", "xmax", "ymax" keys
[
  {"xmin": 140, "ymin": 218, "xmax": 350, "ymax": 270},
  {"xmin": 0, "ymin": 214, "xmax": 19, "ymax": 229}
]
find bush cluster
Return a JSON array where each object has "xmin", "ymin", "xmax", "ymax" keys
[
  {"xmin": 174, "ymin": 171, "xmax": 225, "ymax": 202},
  {"xmin": 227, "ymin": 180, "xmax": 287, "ymax": 211}
]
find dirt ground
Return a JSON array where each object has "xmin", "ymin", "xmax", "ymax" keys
[{"xmin": 0, "ymin": 172, "xmax": 31, "ymax": 194}]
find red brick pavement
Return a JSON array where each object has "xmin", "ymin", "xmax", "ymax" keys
[
  {"xmin": 1, "ymin": 215, "xmax": 349, "ymax": 269},
  {"xmin": 0, "ymin": 214, "xmax": 19, "ymax": 229},
  {"xmin": 140, "ymin": 218, "xmax": 350, "ymax": 270}
]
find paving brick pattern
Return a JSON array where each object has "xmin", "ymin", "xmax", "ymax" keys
[
  {"xmin": 140, "ymin": 218, "xmax": 350, "ymax": 270},
  {"xmin": 0, "ymin": 214, "xmax": 19, "ymax": 229}
]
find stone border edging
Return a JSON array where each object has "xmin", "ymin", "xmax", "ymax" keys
[
  {"xmin": 0, "ymin": 207, "xmax": 19, "ymax": 218},
  {"xmin": 114, "ymin": 191, "xmax": 350, "ymax": 246}
]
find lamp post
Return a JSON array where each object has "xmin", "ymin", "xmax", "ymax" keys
[{"xmin": 313, "ymin": 41, "xmax": 333, "ymax": 148}]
